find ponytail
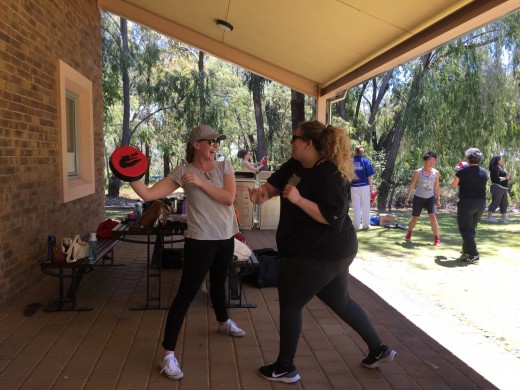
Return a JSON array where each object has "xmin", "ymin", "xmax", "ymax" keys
[{"xmin": 298, "ymin": 120, "xmax": 355, "ymax": 182}]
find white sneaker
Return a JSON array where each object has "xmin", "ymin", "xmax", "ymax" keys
[
  {"xmin": 218, "ymin": 319, "xmax": 246, "ymax": 337},
  {"xmin": 502, "ymin": 217, "xmax": 513, "ymax": 222},
  {"xmin": 487, "ymin": 217, "xmax": 498, "ymax": 222},
  {"xmin": 159, "ymin": 353, "xmax": 183, "ymax": 380}
]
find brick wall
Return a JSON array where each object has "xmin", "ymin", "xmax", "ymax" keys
[{"xmin": 0, "ymin": 0, "xmax": 104, "ymax": 307}]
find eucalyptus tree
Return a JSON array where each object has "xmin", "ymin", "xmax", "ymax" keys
[
  {"xmin": 334, "ymin": 10, "xmax": 520, "ymax": 208},
  {"xmin": 242, "ymin": 72, "xmax": 271, "ymax": 160},
  {"xmin": 102, "ymin": 14, "xmax": 192, "ymax": 195}
]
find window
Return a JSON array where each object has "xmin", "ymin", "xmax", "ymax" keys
[
  {"xmin": 65, "ymin": 92, "xmax": 79, "ymax": 177},
  {"xmin": 59, "ymin": 60, "xmax": 95, "ymax": 203}
]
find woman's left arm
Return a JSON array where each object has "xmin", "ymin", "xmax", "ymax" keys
[{"xmin": 434, "ymin": 169, "xmax": 441, "ymax": 207}]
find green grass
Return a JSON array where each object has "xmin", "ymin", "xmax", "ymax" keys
[
  {"xmin": 355, "ymin": 210, "xmax": 520, "ymax": 358},
  {"xmin": 358, "ymin": 211, "xmax": 520, "ymax": 266}
]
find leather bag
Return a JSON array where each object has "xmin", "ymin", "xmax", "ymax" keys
[
  {"xmin": 140, "ymin": 200, "xmax": 171, "ymax": 229},
  {"xmin": 51, "ymin": 243, "xmax": 66, "ymax": 263}
]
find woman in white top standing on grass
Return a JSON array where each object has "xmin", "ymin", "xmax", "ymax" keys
[
  {"xmin": 129, "ymin": 125, "xmax": 245, "ymax": 381},
  {"xmin": 404, "ymin": 151, "xmax": 442, "ymax": 246}
]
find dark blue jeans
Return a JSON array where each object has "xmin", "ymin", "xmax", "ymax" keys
[
  {"xmin": 162, "ymin": 237, "xmax": 233, "ymax": 351},
  {"xmin": 457, "ymin": 199, "xmax": 485, "ymax": 257},
  {"xmin": 276, "ymin": 252, "xmax": 382, "ymax": 367}
]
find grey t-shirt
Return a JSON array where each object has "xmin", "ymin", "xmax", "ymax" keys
[
  {"xmin": 167, "ymin": 160, "xmax": 239, "ymax": 240},
  {"xmin": 414, "ymin": 169, "xmax": 437, "ymax": 199}
]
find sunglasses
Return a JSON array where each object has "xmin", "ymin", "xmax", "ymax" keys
[
  {"xmin": 291, "ymin": 135, "xmax": 308, "ymax": 143},
  {"xmin": 199, "ymin": 139, "xmax": 220, "ymax": 146}
]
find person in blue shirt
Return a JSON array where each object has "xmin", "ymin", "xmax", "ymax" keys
[{"xmin": 351, "ymin": 146, "xmax": 375, "ymax": 230}]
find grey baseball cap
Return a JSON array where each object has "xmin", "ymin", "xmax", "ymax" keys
[{"xmin": 188, "ymin": 125, "xmax": 227, "ymax": 142}]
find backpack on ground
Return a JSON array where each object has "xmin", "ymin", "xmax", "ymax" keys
[{"xmin": 242, "ymin": 248, "xmax": 280, "ymax": 288}]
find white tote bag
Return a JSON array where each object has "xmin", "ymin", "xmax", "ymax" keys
[{"xmin": 233, "ymin": 238, "xmax": 252, "ymax": 261}]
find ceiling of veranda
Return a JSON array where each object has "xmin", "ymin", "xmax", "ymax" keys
[{"xmin": 99, "ymin": 0, "xmax": 520, "ymax": 99}]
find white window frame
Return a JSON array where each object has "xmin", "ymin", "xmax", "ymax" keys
[{"xmin": 58, "ymin": 60, "xmax": 95, "ymax": 203}]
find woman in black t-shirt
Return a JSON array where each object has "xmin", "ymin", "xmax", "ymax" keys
[
  {"xmin": 249, "ymin": 120, "xmax": 396, "ymax": 383},
  {"xmin": 487, "ymin": 155, "xmax": 512, "ymax": 222},
  {"xmin": 452, "ymin": 147, "xmax": 489, "ymax": 264}
]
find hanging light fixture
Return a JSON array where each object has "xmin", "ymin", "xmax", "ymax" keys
[{"xmin": 216, "ymin": 19, "xmax": 233, "ymax": 32}]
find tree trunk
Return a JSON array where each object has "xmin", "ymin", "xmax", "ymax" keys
[
  {"xmin": 377, "ymin": 53, "xmax": 432, "ymax": 209},
  {"xmin": 377, "ymin": 112, "xmax": 403, "ymax": 210},
  {"xmin": 198, "ymin": 51, "xmax": 206, "ymax": 120},
  {"xmin": 251, "ymin": 74, "xmax": 266, "ymax": 160},
  {"xmin": 145, "ymin": 142, "xmax": 150, "ymax": 185},
  {"xmin": 291, "ymin": 90, "xmax": 305, "ymax": 129},
  {"xmin": 163, "ymin": 153, "xmax": 171, "ymax": 177},
  {"xmin": 108, "ymin": 18, "xmax": 131, "ymax": 197}
]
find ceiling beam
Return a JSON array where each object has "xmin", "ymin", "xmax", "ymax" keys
[{"xmin": 320, "ymin": 0, "xmax": 520, "ymax": 99}]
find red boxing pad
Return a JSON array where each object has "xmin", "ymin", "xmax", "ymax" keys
[{"xmin": 109, "ymin": 146, "xmax": 148, "ymax": 182}]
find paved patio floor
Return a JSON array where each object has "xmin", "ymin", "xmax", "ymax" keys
[{"xmin": 0, "ymin": 229, "xmax": 516, "ymax": 389}]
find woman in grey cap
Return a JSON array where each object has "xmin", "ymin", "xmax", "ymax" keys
[{"xmin": 130, "ymin": 125, "xmax": 245, "ymax": 381}]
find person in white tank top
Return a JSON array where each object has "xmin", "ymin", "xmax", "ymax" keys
[{"xmin": 404, "ymin": 151, "xmax": 442, "ymax": 246}]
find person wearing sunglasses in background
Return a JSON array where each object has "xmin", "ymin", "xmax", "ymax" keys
[
  {"xmin": 249, "ymin": 120, "xmax": 396, "ymax": 384},
  {"xmin": 129, "ymin": 125, "xmax": 245, "ymax": 381}
]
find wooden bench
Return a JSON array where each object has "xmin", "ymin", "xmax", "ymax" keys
[
  {"xmin": 40, "ymin": 237, "xmax": 119, "ymax": 311},
  {"xmin": 227, "ymin": 251, "xmax": 259, "ymax": 308}
]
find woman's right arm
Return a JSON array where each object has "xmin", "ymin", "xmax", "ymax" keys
[
  {"xmin": 243, "ymin": 160, "xmax": 259, "ymax": 171},
  {"xmin": 249, "ymin": 182, "xmax": 279, "ymax": 204},
  {"xmin": 404, "ymin": 170, "xmax": 419, "ymax": 205},
  {"xmin": 130, "ymin": 177, "xmax": 179, "ymax": 201}
]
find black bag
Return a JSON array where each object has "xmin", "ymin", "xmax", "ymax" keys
[
  {"xmin": 243, "ymin": 248, "xmax": 280, "ymax": 288},
  {"xmin": 161, "ymin": 248, "xmax": 183, "ymax": 269}
]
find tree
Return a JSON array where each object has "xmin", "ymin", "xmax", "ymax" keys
[{"xmin": 102, "ymin": 14, "xmax": 192, "ymax": 195}]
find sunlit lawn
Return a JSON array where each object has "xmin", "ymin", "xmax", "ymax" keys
[
  {"xmin": 358, "ymin": 210, "xmax": 520, "ymax": 263},
  {"xmin": 355, "ymin": 209, "xmax": 520, "ymax": 357}
]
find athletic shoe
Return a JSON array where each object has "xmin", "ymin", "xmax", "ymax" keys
[
  {"xmin": 501, "ymin": 217, "xmax": 512, "ymax": 222},
  {"xmin": 467, "ymin": 255, "xmax": 479, "ymax": 264},
  {"xmin": 159, "ymin": 354, "xmax": 183, "ymax": 380},
  {"xmin": 487, "ymin": 217, "xmax": 498, "ymax": 222},
  {"xmin": 362, "ymin": 226, "xmax": 370, "ymax": 231},
  {"xmin": 434, "ymin": 236, "xmax": 442, "ymax": 246},
  {"xmin": 459, "ymin": 254, "xmax": 470, "ymax": 262},
  {"xmin": 258, "ymin": 362, "xmax": 301, "ymax": 383},
  {"xmin": 362, "ymin": 344, "xmax": 397, "ymax": 368},
  {"xmin": 218, "ymin": 319, "xmax": 246, "ymax": 337},
  {"xmin": 405, "ymin": 230, "xmax": 412, "ymax": 241}
]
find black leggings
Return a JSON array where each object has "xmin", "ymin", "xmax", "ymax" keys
[
  {"xmin": 162, "ymin": 237, "xmax": 233, "ymax": 351},
  {"xmin": 276, "ymin": 254, "xmax": 382, "ymax": 367}
]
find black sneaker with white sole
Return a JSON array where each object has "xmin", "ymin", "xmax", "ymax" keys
[
  {"xmin": 362, "ymin": 344, "xmax": 397, "ymax": 368},
  {"xmin": 467, "ymin": 255, "xmax": 479, "ymax": 264},
  {"xmin": 258, "ymin": 362, "xmax": 301, "ymax": 383}
]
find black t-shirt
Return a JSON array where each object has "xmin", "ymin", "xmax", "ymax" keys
[
  {"xmin": 489, "ymin": 165, "xmax": 508, "ymax": 187},
  {"xmin": 456, "ymin": 165, "xmax": 488, "ymax": 200},
  {"xmin": 267, "ymin": 158, "xmax": 357, "ymax": 261}
]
